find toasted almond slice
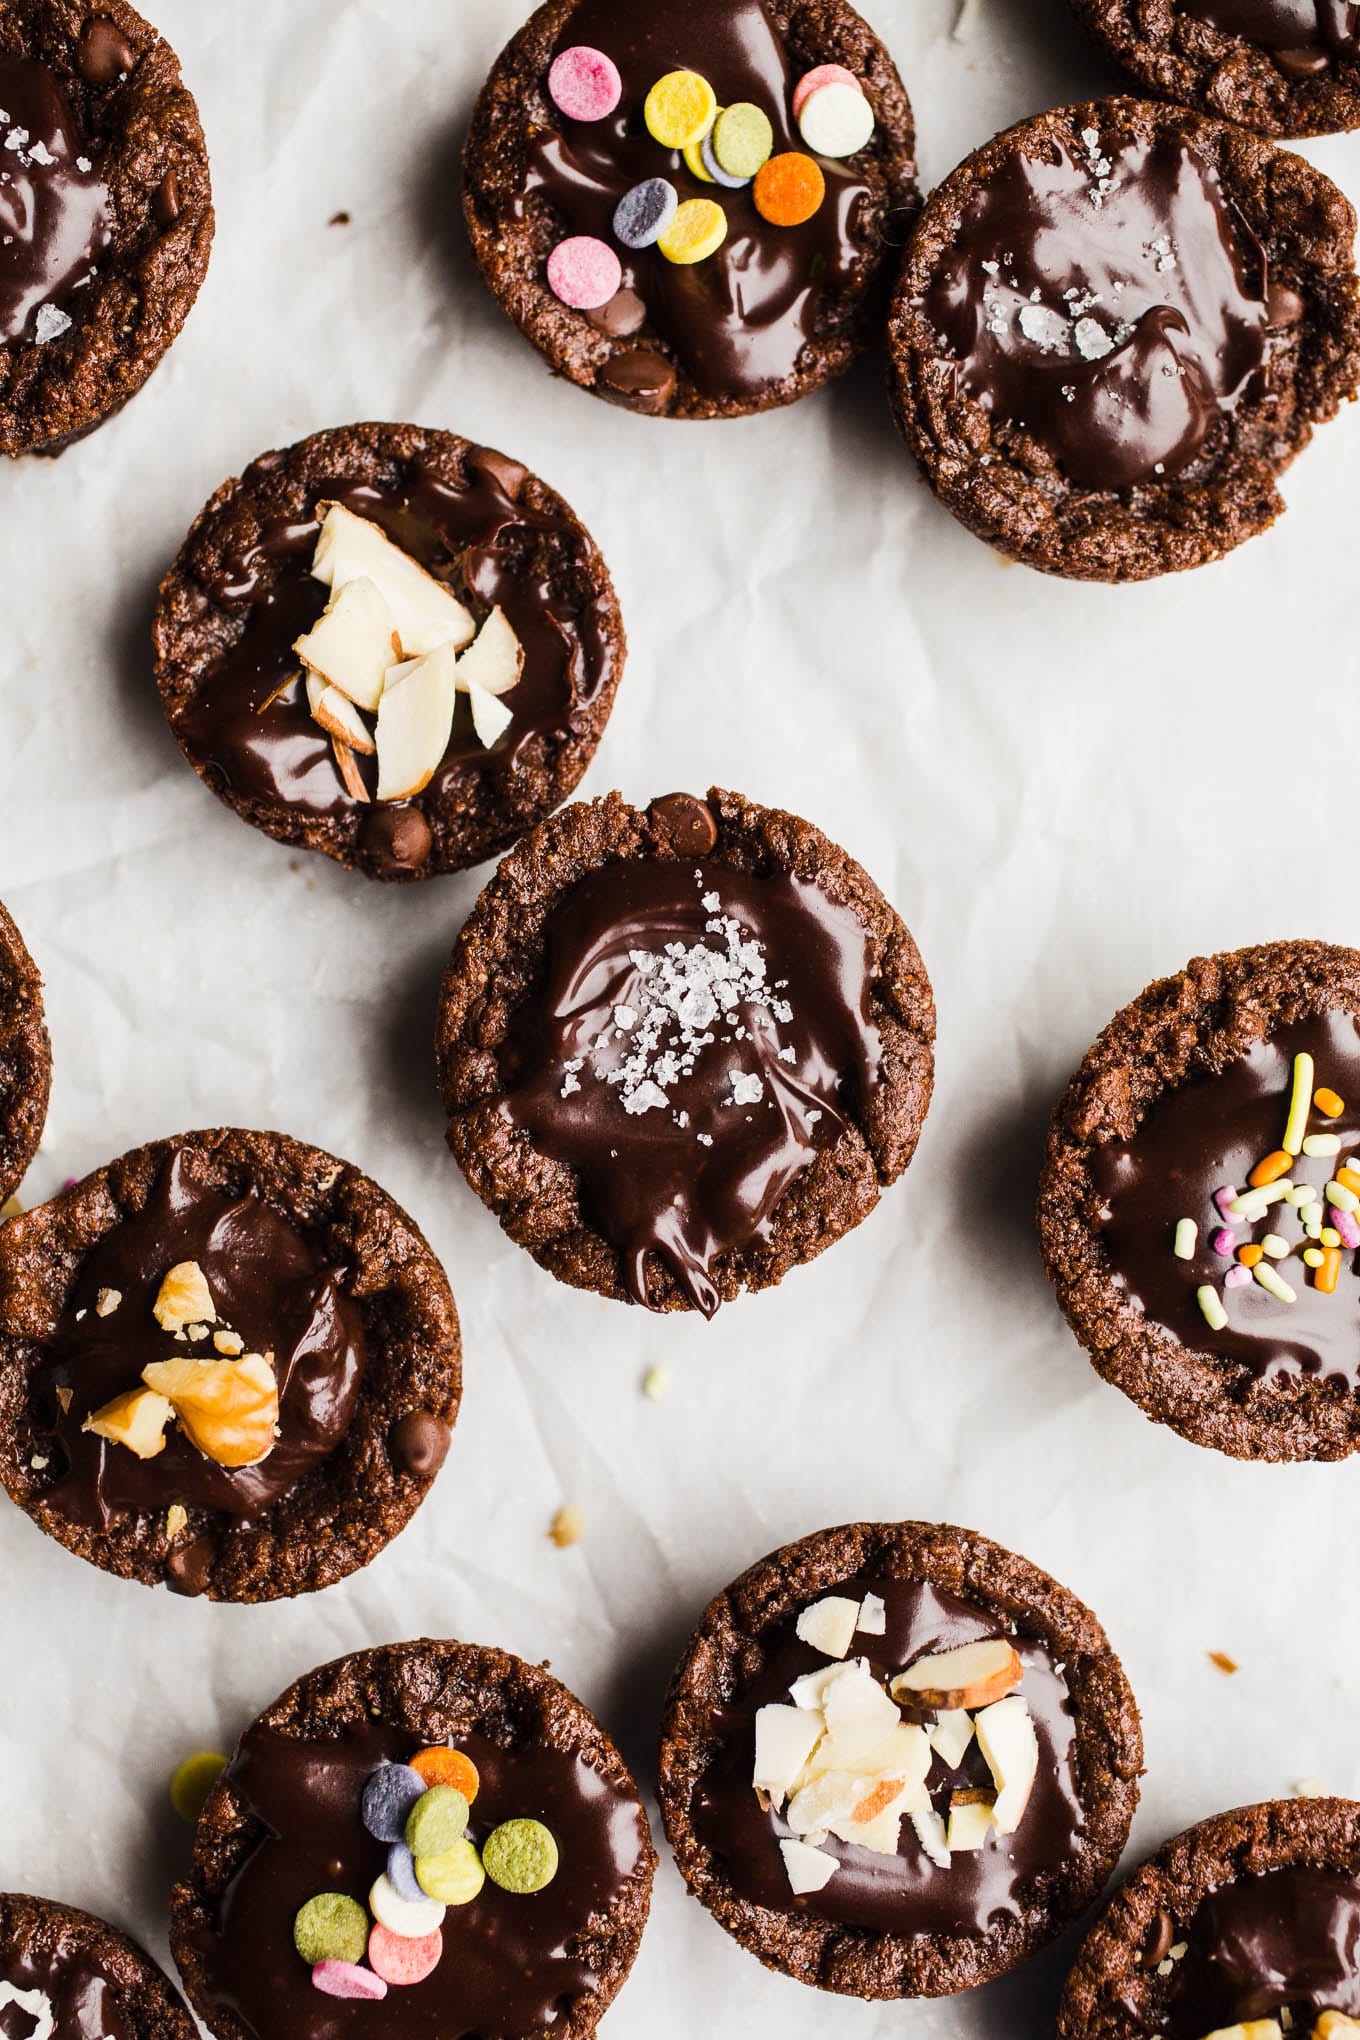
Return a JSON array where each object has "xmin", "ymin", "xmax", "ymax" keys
[
  {"xmin": 375, "ymin": 644, "xmax": 457, "ymax": 801},
  {"xmin": 974, "ymin": 1694, "xmax": 1039, "ymax": 1836},
  {"xmin": 467, "ymin": 680, "xmax": 515, "ymax": 751},
  {"xmin": 455, "ymin": 606, "xmax": 524, "ymax": 698},
  {"xmin": 946, "ymin": 1793, "xmax": 996, "ymax": 1852},
  {"xmin": 295, "ymin": 576, "xmax": 398, "ymax": 712},
  {"xmin": 306, "ymin": 674, "xmax": 377, "ymax": 755},
  {"xmin": 256, "ymin": 669, "xmax": 301, "ymax": 716},
  {"xmin": 331, "ymin": 737, "xmax": 372, "ymax": 804},
  {"xmin": 166, "ymin": 1503, "xmax": 188, "ymax": 1539},
  {"xmin": 795, "ymin": 1595, "xmax": 861, "ymax": 1662},
  {"xmin": 754, "ymin": 1705, "xmax": 823, "ymax": 1807},
  {"xmin": 83, "ymin": 1387, "xmax": 174, "ymax": 1459},
  {"xmin": 142, "ymin": 1353, "xmax": 279, "ymax": 1469},
  {"xmin": 928, "ymin": 1709, "xmax": 976, "ymax": 1772},
  {"xmin": 779, "ymin": 1839, "xmax": 837, "ymax": 1895},
  {"xmin": 312, "ymin": 503, "xmax": 475, "ymax": 656},
  {"xmin": 891, "ymin": 1638, "xmax": 1023, "ymax": 1712},
  {"xmin": 153, "ymin": 1261, "xmax": 216, "ymax": 1333},
  {"xmin": 911, "ymin": 1807, "xmax": 951, "ymax": 1871}
]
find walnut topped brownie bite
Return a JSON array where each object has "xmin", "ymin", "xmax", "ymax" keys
[
  {"xmin": 0, "ymin": 1892, "xmax": 197, "ymax": 2040},
  {"xmin": 0, "ymin": 900, "xmax": 50, "ymax": 1212}
]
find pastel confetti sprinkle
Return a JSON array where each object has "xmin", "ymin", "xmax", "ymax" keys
[
  {"xmin": 294, "ymin": 1895, "xmax": 369, "ymax": 1968},
  {"xmin": 712, "ymin": 102, "xmax": 774, "ymax": 180},
  {"xmin": 415, "ymin": 1840, "xmax": 487, "ymax": 1907},
  {"xmin": 362, "ymin": 1764, "xmax": 427, "ymax": 1844},
  {"xmin": 753, "ymin": 151, "xmax": 826, "ymax": 226},
  {"xmin": 312, "ymin": 1961, "xmax": 388, "ymax": 2002},
  {"xmin": 385, "ymin": 1842, "xmax": 426, "ymax": 1905},
  {"xmin": 645, "ymin": 69, "xmax": 717, "ymax": 149},
  {"xmin": 614, "ymin": 177, "xmax": 679, "ymax": 249},
  {"xmin": 700, "ymin": 124, "xmax": 752, "ymax": 189},
  {"xmin": 405, "ymin": 1785, "xmax": 470, "ymax": 1859},
  {"xmin": 368, "ymin": 1874, "xmax": 445, "ymax": 1941},
  {"xmin": 797, "ymin": 79, "xmax": 875, "ymax": 158},
  {"xmin": 482, "ymin": 1818, "xmax": 560, "ymax": 1894},
  {"xmin": 367, "ymin": 1924, "xmax": 443, "ymax": 1989},
  {"xmin": 411, "ymin": 1747, "xmax": 480, "ymax": 1802},
  {"xmin": 170, "ymin": 1751, "xmax": 227, "ymax": 1824},
  {"xmin": 792, "ymin": 62, "xmax": 862, "ymax": 119},
  {"xmin": 547, "ymin": 236, "xmax": 623, "ymax": 310},
  {"xmin": 548, "ymin": 46, "xmax": 622, "ymax": 123},
  {"xmin": 657, "ymin": 197, "xmax": 728, "ymax": 265}
]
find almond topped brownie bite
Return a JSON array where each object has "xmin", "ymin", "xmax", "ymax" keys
[
  {"xmin": 1, "ymin": 0, "xmax": 213, "ymax": 457},
  {"xmin": 658, "ymin": 1522, "xmax": 1142, "ymax": 1998},
  {"xmin": 0, "ymin": 1893, "xmax": 197, "ymax": 2040},
  {"xmin": 435, "ymin": 789, "xmax": 935, "ymax": 1316},
  {"xmin": 0, "ymin": 900, "xmax": 50, "ymax": 1212},
  {"xmin": 888, "ymin": 100, "xmax": 1360, "ymax": 581},
  {"xmin": 463, "ymin": 0, "xmax": 919, "ymax": 418},
  {"xmin": 153, "ymin": 424, "xmax": 625, "ymax": 882},
  {"xmin": 0, "ymin": 1127, "xmax": 462, "ymax": 1600}
]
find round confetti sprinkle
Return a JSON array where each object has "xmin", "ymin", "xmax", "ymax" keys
[
  {"xmin": 645, "ymin": 69, "xmax": 717, "ymax": 149},
  {"xmin": 367, "ymin": 1923, "xmax": 443, "ymax": 1989},
  {"xmin": 713, "ymin": 103, "xmax": 773, "ymax": 180},
  {"xmin": 405, "ymin": 1785, "xmax": 470, "ymax": 1859},
  {"xmin": 753, "ymin": 152, "xmax": 826, "ymax": 227},
  {"xmin": 415, "ymin": 1840, "xmax": 487, "ymax": 1907},
  {"xmin": 312, "ymin": 1961, "xmax": 389, "ymax": 2002},
  {"xmin": 614, "ymin": 177, "xmax": 679, "ymax": 249},
  {"xmin": 385, "ymin": 1842, "xmax": 426, "ymax": 1905},
  {"xmin": 657, "ymin": 197, "xmax": 728, "ymax": 266},
  {"xmin": 368, "ymin": 1874, "xmax": 446, "ymax": 1941},
  {"xmin": 791, "ymin": 62, "xmax": 862, "ymax": 119},
  {"xmin": 294, "ymin": 1894, "xmax": 369, "ymax": 1968},
  {"xmin": 361, "ymin": 1763, "xmax": 427, "ymax": 1844},
  {"xmin": 798, "ymin": 80, "xmax": 876, "ymax": 158},
  {"xmin": 700, "ymin": 126, "xmax": 750, "ymax": 189},
  {"xmin": 170, "ymin": 1751, "xmax": 227, "ymax": 1824},
  {"xmin": 411, "ymin": 1747, "xmax": 480, "ymax": 1803},
  {"xmin": 683, "ymin": 134, "xmax": 715, "ymax": 183},
  {"xmin": 547, "ymin": 45, "xmax": 622, "ymax": 123},
  {"xmin": 547, "ymin": 236, "xmax": 623, "ymax": 310},
  {"xmin": 482, "ymin": 1819, "xmax": 560, "ymax": 1895}
]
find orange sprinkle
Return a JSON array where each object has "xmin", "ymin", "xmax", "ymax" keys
[
  {"xmin": 1248, "ymin": 1150, "xmax": 1294, "ymax": 1188},
  {"xmin": 1238, "ymin": 1243, "xmax": 1265, "ymax": 1268},
  {"xmin": 1317, "ymin": 1247, "xmax": 1342, "ymax": 1296},
  {"xmin": 411, "ymin": 1747, "xmax": 480, "ymax": 1803},
  {"xmin": 1315, "ymin": 1087, "xmax": 1346, "ymax": 1119},
  {"xmin": 753, "ymin": 151, "xmax": 826, "ymax": 227},
  {"xmin": 1208, "ymin": 1650, "xmax": 1239, "ymax": 1675},
  {"xmin": 1338, "ymin": 1167, "xmax": 1360, "ymax": 1198}
]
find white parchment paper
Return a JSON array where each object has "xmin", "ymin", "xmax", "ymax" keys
[{"xmin": 2, "ymin": 2, "xmax": 1359, "ymax": 2034}]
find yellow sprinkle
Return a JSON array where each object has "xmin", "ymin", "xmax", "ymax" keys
[
  {"xmin": 1327, "ymin": 1180, "xmax": 1359, "ymax": 1214},
  {"xmin": 643, "ymin": 1366, "xmax": 671, "ymax": 1402},
  {"xmin": 170, "ymin": 1751, "xmax": 228, "ymax": 1824},
  {"xmin": 1173, "ymin": 1218, "xmax": 1198, "ymax": 1261},
  {"xmin": 1304, "ymin": 1247, "xmax": 1325, "ymax": 1268},
  {"xmin": 683, "ymin": 135, "xmax": 715, "ymax": 182},
  {"xmin": 1197, "ymin": 1285, "xmax": 1228, "ymax": 1332},
  {"xmin": 1322, "ymin": 1227, "xmax": 1342, "ymax": 1248},
  {"xmin": 1283, "ymin": 1051, "xmax": 1315, "ymax": 1156},
  {"xmin": 1261, "ymin": 1234, "xmax": 1291, "ymax": 1260},
  {"xmin": 657, "ymin": 196, "xmax": 728, "ymax": 265},
  {"xmin": 645, "ymin": 69, "xmax": 717, "ymax": 149},
  {"xmin": 549, "ymin": 1504, "xmax": 585, "ymax": 1549}
]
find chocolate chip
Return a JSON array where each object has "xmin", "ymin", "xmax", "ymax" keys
[
  {"xmin": 154, "ymin": 169, "xmax": 182, "ymax": 226},
  {"xmin": 1276, "ymin": 44, "xmax": 1332, "ymax": 76},
  {"xmin": 361, "ymin": 805, "xmax": 433, "ymax": 876},
  {"xmin": 649, "ymin": 793, "xmax": 718, "ymax": 856},
  {"xmin": 1141, "ymin": 1907, "xmax": 1175, "ymax": 1967},
  {"xmin": 166, "ymin": 1533, "xmax": 215, "ymax": 1598},
  {"xmin": 390, "ymin": 1411, "xmax": 451, "ymax": 1478},
  {"xmin": 587, "ymin": 287, "xmax": 647, "ymax": 339},
  {"xmin": 77, "ymin": 15, "xmax": 138, "ymax": 86},
  {"xmin": 471, "ymin": 446, "xmax": 529, "ymax": 500},
  {"xmin": 600, "ymin": 350, "xmax": 677, "ymax": 415},
  {"xmin": 329, "ymin": 210, "xmax": 352, "ymax": 228},
  {"xmin": 1267, "ymin": 280, "xmax": 1306, "ymax": 328}
]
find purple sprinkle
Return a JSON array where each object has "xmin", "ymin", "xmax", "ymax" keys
[
  {"xmin": 1224, "ymin": 1265, "xmax": 1252, "ymax": 1289},
  {"xmin": 361, "ymin": 1763, "xmax": 426, "ymax": 1844},
  {"xmin": 1213, "ymin": 1185, "xmax": 1238, "ymax": 1221},
  {"xmin": 386, "ymin": 1841, "xmax": 425, "ymax": 1903},
  {"xmin": 1211, "ymin": 1227, "xmax": 1237, "ymax": 1257},
  {"xmin": 1331, "ymin": 1206, "xmax": 1360, "ymax": 1250}
]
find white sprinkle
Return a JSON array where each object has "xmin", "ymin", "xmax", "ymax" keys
[
  {"xmin": 33, "ymin": 303, "xmax": 72, "ymax": 343},
  {"xmin": 613, "ymin": 1004, "xmax": 637, "ymax": 1031},
  {"xmin": 27, "ymin": 138, "xmax": 55, "ymax": 166},
  {"xmin": 623, "ymin": 1080, "xmax": 670, "ymax": 1116},
  {"xmin": 1074, "ymin": 316, "xmax": 1115, "ymax": 361},
  {"xmin": 730, "ymin": 1072, "xmax": 764, "ymax": 1107},
  {"xmin": 1017, "ymin": 302, "xmax": 1069, "ymax": 353},
  {"xmin": 76, "ymin": 154, "xmax": 92, "ymax": 171}
]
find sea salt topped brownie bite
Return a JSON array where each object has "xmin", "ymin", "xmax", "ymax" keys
[
  {"xmin": 435, "ymin": 789, "xmax": 935, "ymax": 1316},
  {"xmin": 463, "ymin": 0, "xmax": 918, "ymax": 418},
  {"xmin": 154, "ymin": 424, "xmax": 625, "ymax": 882},
  {"xmin": 658, "ymin": 1522, "xmax": 1142, "ymax": 1998},
  {"xmin": 1040, "ymin": 940, "xmax": 1360, "ymax": 1462},
  {"xmin": 888, "ymin": 100, "xmax": 1360, "ymax": 582},
  {"xmin": 171, "ymin": 1640, "xmax": 656, "ymax": 2040},
  {"xmin": 0, "ymin": 1893, "xmax": 197, "ymax": 2040},
  {"xmin": 0, "ymin": 1127, "xmax": 462, "ymax": 1600},
  {"xmin": 0, "ymin": 0, "xmax": 213, "ymax": 457},
  {"xmin": 1059, "ymin": 1797, "xmax": 1360, "ymax": 2038},
  {"xmin": 0, "ymin": 900, "xmax": 51, "ymax": 1213}
]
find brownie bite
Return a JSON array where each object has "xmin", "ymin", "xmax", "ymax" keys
[
  {"xmin": 888, "ymin": 99, "xmax": 1360, "ymax": 582},
  {"xmin": 171, "ymin": 1639, "xmax": 656, "ymax": 2040},
  {"xmin": 0, "ymin": 1892, "xmax": 196, "ymax": 2040},
  {"xmin": 153, "ymin": 424, "xmax": 626, "ymax": 883},
  {"xmin": 1059, "ymin": 1797, "xmax": 1360, "ymax": 2037},
  {"xmin": 0, "ymin": 900, "xmax": 51, "ymax": 1211},
  {"xmin": 435, "ymin": 788, "xmax": 935, "ymax": 1316},
  {"xmin": 0, "ymin": 1126, "xmax": 462, "ymax": 1600},
  {"xmin": 1040, "ymin": 940, "xmax": 1360, "ymax": 1463},
  {"xmin": 0, "ymin": 0, "xmax": 213, "ymax": 458},
  {"xmin": 657, "ymin": 1521, "xmax": 1142, "ymax": 1998},
  {"xmin": 1069, "ymin": 0, "xmax": 1360, "ymax": 138},
  {"xmin": 462, "ymin": 0, "xmax": 919, "ymax": 419}
]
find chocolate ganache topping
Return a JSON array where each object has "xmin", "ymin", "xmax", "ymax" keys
[
  {"xmin": 1093, "ymin": 1012, "xmax": 1360, "ymax": 1385},
  {"xmin": 1181, "ymin": 0, "xmax": 1359, "ymax": 64},
  {"xmin": 0, "ymin": 1940, "xmax": 133, "ymax": 2040},
  {"xmin": 501, "ymin": 856, "xmax": 882, "ymax": 1315},
  {"xmin": 177, "ymin": 452, "xmax": 614, "ymax": 825},
  {"xmin": 523, "ymin": 0, "xmax": 879, "ymax": 405},
  {"xmin": 189, "ymin": 1719, "xmax": 649, "ymax": 2040},
  {"xmin": 0, "ymin": 58, "xmax": 109, "ymax": 347},
  {"xmin": 1169, "ymin": 1866, "xmax": 1360, "ymax": 2031},
  {"xmin": 925, "ymin": 128, "xmax": 1272, "ymax": 489},
  {"xmin": 694, "ymin": 1574, "xmax": 1084, "ymax": 1937},
  {"xmin": 35, "ymin": 1149, "xmax": 365, "ymax": 1528}
]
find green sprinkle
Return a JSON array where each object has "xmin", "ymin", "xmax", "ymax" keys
[
  {"xmin": 713, "ymin": 102, "xmax": 774, "ymax": 179},
  {"xmin": 293, "ymin": 1893, "xmax": 368, "ymax": 1967},
  {"xmin": 642, "ymin": 1365, "xmax": 671, "ymax": 1402},
  {"xmin": 405, "ymin": 1784, "xmax": 470, "ymax": 1859},
  {"xmin": 1197, "ymin": 1285, "xmax": 1228, "ymax": 1332},
  {"xmin": 1261, "ymin": 1234, "xmax": 1291, "ymax": 1260},
  {"xmin": 482, "ymin": 1818, "xmax": 560, "ymax": 1894},
  {"xmin": 1254, "ymin": 1263, "xmax": 1297, "ymax": 1304},
  {"xmin": 1302, "ymin": 1133, "xmax": 1341, "ymax": 1157},
  {"xmin": 1173, "ymin": 1218, "xmax": 1198, "ymax": 1261}
]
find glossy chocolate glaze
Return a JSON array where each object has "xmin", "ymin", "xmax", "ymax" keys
[
  {"xmin": 925, "ymin": 130, "xmax": 1270, "ymax": 489},
  {"xmin": 502, "ymin": 857, "xmax": 882, "ymax": 1315},
  {"xmin": 693, "ymin": 1574, "xmax": 1084, "ymax": 1938},
  {"xmin": 1170, "ymin": 1866, "xmax": 1360, "ymax": 2030},
  {"xmin": 1093, "ymin": 1013, "xmax": 1360, "ymax": 1384},
  {"xmin": 189, "ymin": 1718, "xmax": 649, "ymax": 2040},
  {"xmin": 522, "ymin": 0, "xmax": 877, "ymax": 404},
  {"xmin": 176, "ymin": 452, "xmax": 614, "ymax": 824},
  {"xmin": 0, "ymin": 1938, "xmax": 132, "ymax": 2040},
  {"xmin": 35, "ymin": 1150, "xmax": 365, "ymax": 1529},
  {"xmin": 0, "ymin": 58, "xmax": 108, "ymax": 347},
  {"xmin": 1181, "ymin": 0, "xmax": 1359, "ymax": 59}
]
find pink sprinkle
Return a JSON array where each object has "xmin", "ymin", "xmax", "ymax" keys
[
  {"xmin": 368, "ymin": 1924, "xmax": 443, "ymax": 1988},
  {"xmin": 312, "ymin": 1962, "xmax": 388, "ymax": 2001},
  {"xmin": 1212, "ymin": 1185, "xmax": 1238, "ymax": 1221},
  {"xmin": 547, "ymin": 235, "xmax": 622, "ymax": 311},
  {"xmin": 1211, "ymin": 1228, "xmax": 1236, "ymax": 1257},
  {"xmin": 548, "ymin": 45, "xmax": 622, "ymax": 123},
  {"xmin": 1331, "ymin": 1205, "xmax": 1360, "ymax": 1250},
  {"xmin": 1224, "ymin": 1265, "xmax": 1252, "ymax": 1289},
  {"xmin": 792, "ymin": 63, "xmax": 862, "ymax": 119}
]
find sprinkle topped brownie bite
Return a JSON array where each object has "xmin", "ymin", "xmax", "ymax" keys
[
  {"xmin": 435, "ymin": 789, "xmax": 935, "ymax": 1315},
  {"xmin": 463, "ymin": 0, "xmax": 919, "ymax": 418},
  {"xmin": 889, "ymin": 100, "xmax": 1360, "ymax": 581},
  {"xmin": 0, "ymin": 900, "xmax": 50, "ymax": 1212},
  {"xmin": 658, "ymin": 1522, "xmax": 1142, "ymax": 1998},
  {"xmin": 0, "ymin": 1892, "xmax": 197, "ymax": 2040},
  {"xmin": 153, "ymin": 425, "xmax": 625, "ymax": 882},
  {"xmin": 1040, "ymin": 940, "xmax": 1360, "ymax": 1461}
]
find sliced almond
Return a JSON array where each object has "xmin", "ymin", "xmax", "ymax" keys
[
  {"xmin": 153, "ymin": 1261, "xmax": 216, "ymax": 1333},
  {"xmin": 795, "ymin": 1595, "xmax": 861, "ymax": 1662},
  {"xmin": 455, "ymin": 605, "xmax": 524, "ymax": 698},
  {"xmin": 312, "ymin": 503, "xmax": 475, "ymax": 657},
  {"xmin": 857, "ymin": 1591, "xmax": 887, "ymax": 1636},
  {"xmin": 95, "ymin": 1287, "xmax": 122, "ymax": 1317},
  {"xmin": 928, "ymin": 1708, "xmax": 975, "ymax": 1772},
  {"xmin": 142, "ymin": 1353, "xmax": 278, "ymax": 1469},
  {"xmin": 306, "ymin": 674, "xmax": 376, "ymax": 755},
  {"xmin": 891, "ymin": 1638, "xmax": 1023, "ymax": 1712},
  {"xmin": 256, "ymin": 669, "xmax": 301, "ymax": 716},
  {"xmin": 467, "ymin": 679, "xmax": 515, "ymax": 751},
  {"xmin": 331, "ymin": 737, "xmax": 372, "ymax": 804},
  {"xmin": 166, "ymin": 1502, "xmax": 188, "ymax": 1540},
  {"xmin": 83, "ymin": 1387, "xmax": 174, "ymax": 1459},
  {"xmin": 753, "ymin": 1704, "xmax": 822, "ymax": 1807},
  {"xmin": 974, "ymin": 1694, "xmax": 1039, "ymax": 1836},
  {"xmin": 294, "ymin": 576, "xmax": 398, "ymax": 712},
  {"xmin": 375, "ymin": 644, "xmax": 457, "ymax": 801},
  {"xmin": 946, "ymin": 1793, "xmax": 996, "ymax": 1852},
  {"xmin": 779, "ymin": 1838, "xmax": 837, "ymax": 1896},
  {"xmin": 911, "ymin": 1807, "xmax": 951, "ymax": 1871}
]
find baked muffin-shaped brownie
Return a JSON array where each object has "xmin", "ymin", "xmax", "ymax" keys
[
  {"xmin": 153, "ymin": 424, "xmax": 625, "ymax": 883},
  {"xmin": 0, "ymin": 0, "xmax": 213, "ymax": 458},
  {"xmin": 658, "ymin": 1521, "xmax": 1142, "ymax": 1999},
  {"xmin": 888, "ymin": 99, "xmax": 1360, "ymax": 583},
  {"xmin": 1059, "ymin": 1797, "xmax": 1360, "ymax": 2037},
  {"xmin": 171, "ymin": 1639, "xmax": 656, "ymax": 2040},
  {"xmin": 0, "ymin": 1892, "xmax": 196, "ymax": 2040},
  {"xmin": 0, "ymin": 900, "xmax": 51, "ymax": 1211},
  {"xmin": 436, "ymin": 788, "xmax": 935, "ymax": 1316},
  {"xmin": 1069, "ymin": 0, "xmax": 1360, "ymax": 139},
  {"xmin": 1040, "ymin": 941, "xmax": 1360, "ymax": 1463},
  {"xmin": 0, "ymin": 1127, "xmax": 462, "ymax": 1600},
  {"xmin": 463, "ymin": 0, "xmax": 919, "ymax": 420}
]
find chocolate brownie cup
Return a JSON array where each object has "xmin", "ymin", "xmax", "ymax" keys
[
  {"xmin": 657, "ymin": 1520, "xmax": 1142, "ymax": 1999},
  {"xmin": 0, "ymin": 1892, "xmax": 196, "ymax": 2040},
  {"xmin": 0, "ymin": 1126, "xmax": 462, "ymax": 1600},
  {"xmin": 171, "ymin": 1639, "xmax": 656, "ymax": 2040},
  {"xmin": 0, "ymin": 900, "xmax": 50, "ymax": 1211},
  {"xmin": 462, "ymin": 0, "xmax": 919, "ymax": 420},
  {"xmin": 435, "ymin": 788, "xmax": 935, "ymax": 1316},
  {"xmin": 0, "ymin": 0, "xmax": 213, "ymax": 458},
  {"xmin": 1059, "ymin": 1797, "xmax": 1360, "ymax": 2037},
  {"xmin": 153, "ymin": 423, "xmax": 626, "ymax": 883},
  {"xmin": 1040, "ymin": 940, "xmax": 1360, "ymax": 1463},
  {"xmin": 1070, "ymin": 0, "xmax": 1360, "ymax": 139},
  {"xmin": 888, "ymin": 99, "xmax": 1360, "ymax": 582}
]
